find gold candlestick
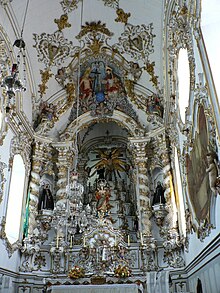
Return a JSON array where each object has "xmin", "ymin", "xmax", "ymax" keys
[
  {"xmin": 56, "ymin": 235, "xmax": 59, "ymax": 249},
  {"xmin": 140, "ymin": 232, "xmax": 143, "ymax": 245},
  {"xmin": 70, "ymin": 236, "xmax": 73, "ymax": 248}
]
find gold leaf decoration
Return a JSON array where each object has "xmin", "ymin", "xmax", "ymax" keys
[
  {"xmin": 54, "ymin": 14, "xmax": 71, "ymax": 31},
  {"xmin": 115, "ymin": 8, "xmax": 131, "ymax": 24}
]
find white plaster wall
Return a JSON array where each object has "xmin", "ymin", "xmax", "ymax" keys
[{"xmin": 188, "ymin": 255, "xmax": 220, "ymax": 293}]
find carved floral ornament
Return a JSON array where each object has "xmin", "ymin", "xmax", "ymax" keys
[
  {"xmin": 0, "ymin": 157, "xmax": 7, "ymax": 204},
  {"xmin": 10, "ymin": 134, "xmax": 32, "ymax": 174},
  {"xmin": 0, "ymin": 216, "xmax": 22, "ymax": 257},
  {"xmin": 113, "ymin": 23, "xmax": 155, "ymax": 62},
  {"xmin": 33, "ymin": 31, "xmax": 76, "ymax": 67},
  {"xmin": 60, "ymin": 0, "xmax": 127, "ymax": 22}
]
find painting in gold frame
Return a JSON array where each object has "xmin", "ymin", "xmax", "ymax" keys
[{"xmin": 186, "ymin": 105, "xmax": 211, "ymax": 222}]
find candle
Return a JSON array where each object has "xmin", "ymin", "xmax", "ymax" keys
[
  {"xmin": 115, "ymin": 235, "xmax": 117, "ymax": 246},
  {"xmin": 140, "ymin": 232, "xmax": 143, "ymax": 245},
  {"xmin": 128, "ymin": 235, "xmax": 130, "ymax": 246},
  {"xmin": 83, "ymin": 237, "xmax": 86, "ymax": 247},
  {"xmin": 70, "ymin": 236, "xmax": 73, "ymax": 248},
  {"xmin": 56, "ymin": 235, "xmax": 59, "ymax": 249}
]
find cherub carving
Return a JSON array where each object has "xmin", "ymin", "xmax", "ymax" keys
[{"xmin": 206, "ymin": 152, "xmax": 218, "ymax": 194}]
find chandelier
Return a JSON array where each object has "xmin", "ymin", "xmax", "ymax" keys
[{"xmin": 1, "ymin": 0, "xmax": 29, "ymax": 112}]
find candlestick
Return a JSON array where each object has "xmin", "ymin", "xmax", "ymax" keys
[
  {"xmin": 70, "ymin": 236, "xmax": 73, "ymax": 248},
  {"xmin": 128, "ymin": 235, "xmax": 130, "ymax": 246},
  {"xmin": 56, "ymin": 234, "xmax": 59, "ymax": 249},
  {"xmin": 140, "ymin": 232, "xmax": 143, "ymax": 245}
]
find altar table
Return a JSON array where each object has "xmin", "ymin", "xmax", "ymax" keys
[{"xmin": 47, "ymin": 283, "xmax": 139, "ymax": 293}]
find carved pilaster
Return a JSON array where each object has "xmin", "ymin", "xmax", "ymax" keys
[
  {"xmin": 28, "ymin": 142, "xmax": 44, "ymax": 236},
  {"xmin": 56, "ymin": 146, "xmax": 74, "ymax": 203},
  {"xmin": 130, "ymin": 140, "xmax": 152, "ymax": 237},
  {"xmin": 159, "ymin": 141, "xmax": 178, "ymax": 236}
]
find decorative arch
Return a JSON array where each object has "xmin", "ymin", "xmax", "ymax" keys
[{"xmin": 60, "ymin": 110, "xmax": 145, "ymax": 141}]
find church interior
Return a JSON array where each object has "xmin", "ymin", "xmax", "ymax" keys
[{"xmin": 0, "ymin": 0, "xmax": 219, "ymax": 292}]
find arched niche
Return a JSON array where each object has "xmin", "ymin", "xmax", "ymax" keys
[
  {"xmin": 5, "ymin": 154, "xmax": 26, "ymax": 244},
  {"xmin": 60, "ymin": 110, "xmax": 145, "ymax": 141}
]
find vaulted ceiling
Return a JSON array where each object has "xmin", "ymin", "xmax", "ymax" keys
[{"xmin": 1, "ymin": 0, "xmax": 166, "ymax": 143}]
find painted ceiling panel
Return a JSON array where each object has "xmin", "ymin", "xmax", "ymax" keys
[{"xmin": 1, "ymin": 0, "xmax": 165, "ymax": 139}]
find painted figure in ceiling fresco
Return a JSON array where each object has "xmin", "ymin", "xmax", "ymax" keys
[
  {"xmin": 146, "ymin": 94, "xmax": 164, "ymax": 118},
  {"xmin": 102, "ymin": 66, "xmax": 121, "ymax": 99},
  {"xmin": 69, "ymin": 61, "xmax": 138, "ymax": 121},
  {"xmin": 34, "ymin": 101, "xmax": 57, "ymax": 130},
  {"xmin": 186, "ymin": 106, "xmax": 211, "ymax": 222},
  {"xmin": 79, "ymin": 67, "xmax": 93, "ymax": 101}
]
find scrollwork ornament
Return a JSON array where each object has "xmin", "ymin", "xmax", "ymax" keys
[
  {"xmin": 76, "ymin": 21, "xmax": 113, "ymax": 55},
  {"xmin": 0, "ymin": 158, "xmax": 7, "ymax": 204},
  {"xmin": 113, "ymin": 23, "xmax": 155, "ymax": 61},
  {"xmin": 99, "ymin": 0, "xmax": 119, "ymax": 9},
  {"xmin": 34, "ymin": 253, "xmax": 46, "ymax": 270},
  {"xmin": 168, "ymin": 4, "xmax": 196, "ymax": 90},
  {"xmin": 10, "ymin": 134, "xmax": 32, "ymax": 175},
  {"xmin": 60, "ymin": 0, "xmax": 80, "ymax": 13},
  {"xmin": 0, "ymin": 216, "xmax": 22, "ymax": 257},
  {"xmin": 33, "ymin": 31, "xmax": 76, "ymax": 67}
]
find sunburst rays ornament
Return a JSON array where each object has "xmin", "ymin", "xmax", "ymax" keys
[{"xmin": 90, "ymin": 147, "xmax": 128, "ymax": 180}]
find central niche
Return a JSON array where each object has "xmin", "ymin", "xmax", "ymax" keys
[{"xmin": 78, "ymin": 121, "xmax": 137, "ymax": 235}]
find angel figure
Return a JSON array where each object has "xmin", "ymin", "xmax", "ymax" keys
[{"xmin": 206, "ymin": 152, "xmax": 218, "ymax": 194}]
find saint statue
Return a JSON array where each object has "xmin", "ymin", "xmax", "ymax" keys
[
  {"xmin": 95, "ymin": 179, "xmax": 111, "ymax": 214},
  {"xmin": 38, "ymin": 181, "xmax": 54, "ymax": 212},
  {"xmin": 152, "ymin": 181, "xmax": 166, "ymax": 205}
]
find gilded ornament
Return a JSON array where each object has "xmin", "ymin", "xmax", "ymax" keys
[
  {"xmin": 65, "ymin": 82, "xmax": 75, "ymax": 101},
  {"xmin": 68, "ymin": 266, "xmax": 85, "ymax": 279},
  {"xmin": 180, "ymin": 5, "xmax": 188, "ymax": 15},
  {"xmin": 33, "ymin": 31, "xmax": 75, "ymax": 67},
  {"xmin": 77, "ymin": 21, "xmax": 113, "ymax": 39},
  {"xmin": 34, "ymin": 254, "xmax": 46, "ymax": 270},
  {"xmin": 38, "ymin": 69, "xmax": 53, "ymax": 96},
  {"xmin": 115, "ymin": 8, "xmax": 131, "ymax": 24},
  {"xmin": 114, "ymin": 265, "xmax": 131, "ymax": 278},
  {"xmin": 124, "ymin": 79, "xmax": 135, "ymax": 98},
  {"xmin": 54, "ymin": 14, "xmax": 71, "ymax": 31},
  {"xmin": 113, "ymin": 23, "xmax": 155, "ymax": 61}
]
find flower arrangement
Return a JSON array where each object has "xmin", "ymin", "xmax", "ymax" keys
[
  {"xmin": 114, "ymin": 265, "xmax": 131, "ymax": 278},
  {"xmin": 68, "ymin": 266, "xmax": 85, "ymax": 279}
]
